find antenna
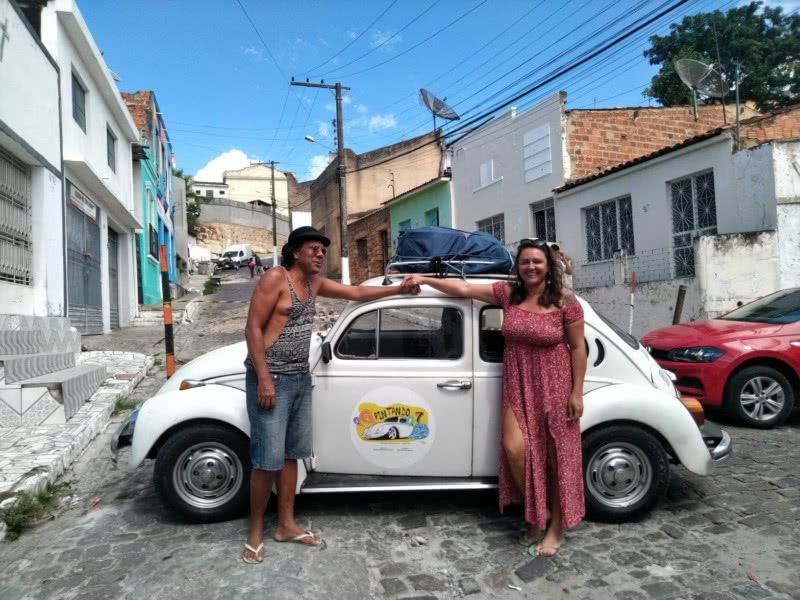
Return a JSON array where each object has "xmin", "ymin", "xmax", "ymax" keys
[
  {"xmin": 419, "ymin": 88, "xmax": 460, "ymax": 134},
  {"xmin": 675, "ymin": 58, "xmax": 730, "ymax": 121}
]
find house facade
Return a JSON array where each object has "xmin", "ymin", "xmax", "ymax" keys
[
  {"xmin": 122, "ymin": 90, "xmax": 176, "ymax": 306},
  {"xmin": 41, "ymin": 0, "xmax": 140, "ymax": 333},
  {"xmin": 450, "ymin": 92, "xmax": 755, "ymax": 250},
  {"xmin": 385, "ymin": 177, "xmax": 452, "ymax": 250},
  {"xmin": 0, "ymin": 0, "xmax": 64, "ymax": 318},
  {"xmin": 310, "ymin": 132, "xmax": 442, "ymax": 279},
  {"xmin": 553, "ymin": 107, "xmax": 800, "ymax": 337}
]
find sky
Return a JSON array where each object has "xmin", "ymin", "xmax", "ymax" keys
[{"xmin": 77, "ymin": 0, "xmax": 798, "ymax": 182}]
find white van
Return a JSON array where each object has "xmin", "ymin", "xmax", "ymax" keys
[{"xmin": 220, "ymin": 244, "xmax": 253, "ymax": 268}]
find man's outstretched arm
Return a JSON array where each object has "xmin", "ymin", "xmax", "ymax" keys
[{"xmin": 317, "ymin": 277, "xmax": 417, "ymax": 302}]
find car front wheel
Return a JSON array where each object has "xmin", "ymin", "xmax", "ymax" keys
[
  {"xmin": 725, "ymin": 366, "xmax": 794, "ymax": 429},
  {"xmin": 582, "ymin": 425, "xmax": 670, "ymax": 522},
  {"xmin": 154, "ymin": 423, "xmax": 251, "ymax": 523}
]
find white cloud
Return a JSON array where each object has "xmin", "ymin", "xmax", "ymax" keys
[
  {"xmin": 371, "ymin": 30, "xmax": 401, "ymax": 50},
  {"xmin": 342, "ymin": 95, "xmax": 352, "ymax": 105},
  {"xmin": 356, "ymin": 103, "xmax": 369, "ymax": 115},
  {"xmin": 306, "ymin": 154, "xmax": 333, "ymax": 180},
  {"xmin": 195, "ymin": 149, "xmax": 254, "ymax": 182},
  {"xmin": 368, "ymin": 114, "xmax": 398, "ymax": 132},
  {"xmin": 243, "ymin": 46, "xmax": 264, "ymax": 60},
  {"xmin": 347, "ymin": 29, "xmax": 358, "ymax": 40},
  {"xmin": 317, "ymin": 121, "xmax": 332, "ymax": 139}
]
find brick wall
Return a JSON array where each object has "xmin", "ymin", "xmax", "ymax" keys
[
  {"xmin": 348, "ymin": 208, "xmax": 390, "ymax": 285},
  {"xmin": 121, "ymin": 91, "xmax": 153, "ymax": 141},
  {"xmin": 566, "ymin": 104, "xmax": 759, "ymax": 179},
  {"xmin": 739, "ymin": 106, "xmax": 800, "ymax": 148},
  {"xmin": 286, "ymin": 172, "xmax": 312, "ymax": 212}
]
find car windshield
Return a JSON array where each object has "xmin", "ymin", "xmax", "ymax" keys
[
  {"xmin": 223, "ymin": 251, "xmax": 237, "ymax": 258},
  {"xmin": 720, "ymin": 289, "xmax": 800, "ymax": 324},
  {"xmin": 597, "ymin": 312, "xmax": 639, "ymax": 350}
]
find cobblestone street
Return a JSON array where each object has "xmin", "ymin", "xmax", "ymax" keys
[{"xmin": 0, "ymin": 354, "xmax": 798, "ymax": 600}]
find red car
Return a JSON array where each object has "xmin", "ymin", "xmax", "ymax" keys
[{"xmin": 641, "ymin": 288, "xmax": 800, "ymax": 429}]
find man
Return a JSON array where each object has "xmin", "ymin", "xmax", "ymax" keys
[
  {"xmin": 550, "ymin": 243, "xmax": 573, "ymax": 287},
  {"xmin": 242, "ymin": 226, "xmax": 416, "ymax": 563}
]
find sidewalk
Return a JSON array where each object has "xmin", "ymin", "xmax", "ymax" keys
[{"xmin": 0, "ymin": 351, "xmax": 153, "ymax": 541}]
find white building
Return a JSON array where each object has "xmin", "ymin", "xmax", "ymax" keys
[
  {"xmin": 553, "ymin": 110, "xmax": 800, "ymax": 337},
  {"xmin": 0, "ymin": 0, "xmax": 65, "ymax": 317},
  {"xmin": 40, "ymin": 0, "xmax": 141, "ymax": 333},
  {"xmin": 191, "ymin": 180, "xmax": 228, "ymax": 200}
]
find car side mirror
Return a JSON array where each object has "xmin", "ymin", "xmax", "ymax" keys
[{"xmin": 321, "ymin": 341, "xmax": 332, "ymax": 363}]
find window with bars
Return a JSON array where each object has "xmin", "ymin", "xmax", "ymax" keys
[
  {"xmin": 106, "ymin": 127, "xmax": 117, "ymax": 172},
  {"xmin": 670, "ymin": 171, "xmax": 716, "ymax": 277},
  {"xmin": 531, "ymin": 199, "xmax": 556, "ymax": 241},
  {"xmin": 0, "ymin": 149, "xmax": 33, "ymax": 285},
  {"xmin": 584, "ymin": 196, "xmax": 634, "ymax": 262},
  {"xmin": 380, "ymin": 230, "xmax": 389, "ymax": 267},
  {"xmin": 477, "ymin": 213, "xmax": 505, "ymax": 244},
  {"xmin": 357, "ymin": 238, "xmax": 368, "ymax": 264}
]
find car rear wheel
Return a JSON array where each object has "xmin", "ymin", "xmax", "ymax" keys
[
  {"xmin": 582, "ymin": 425, "xmax": 670, "ymax": 522},
  {"xmin": 725, "ymin": 366, "xmax": 794, "ymax": 429},
  {"xmin": 154, "ymin": 423, "xmax": 251, "ymax": 523}
]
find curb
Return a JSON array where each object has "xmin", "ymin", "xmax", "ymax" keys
[{"xmin": 0, "ymin": 351, "xmax": 154, "ymax": 542}]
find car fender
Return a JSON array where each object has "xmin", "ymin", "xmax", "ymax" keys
[
  {"xmin": 129, "ymin": 384, "xmax": 249, "ymax": 469},
  {"xmin": 582, "ymin": 383, "xmax": 714, "ymax": 476}
]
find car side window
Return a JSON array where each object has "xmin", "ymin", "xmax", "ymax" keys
[
  {"xmin": 335, "ymin": 307, "xmax": 463, "ymax": 360},
  {"xmin": 336, "ymin": 311, "xmax": 377, "ymax": 359},
  {"xmin": 480, "ymin": 306, "xmax": 504, "ymax": 363},
  {"xmin": 380, "ymin": 306, "xmax": 463, "ymax": 360}
]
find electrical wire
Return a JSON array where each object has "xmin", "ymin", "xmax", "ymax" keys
[{"xmin": 299, "ymin": 0, "xmax": 400, "ymax": 75}]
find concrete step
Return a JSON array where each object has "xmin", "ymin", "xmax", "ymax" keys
[
  {"xmin": 19, "ymin": 364, "xmax": 107, "ymax": 421},
  {"xmin": 0, "ymin": 351, "xmax": 77, "ymax": 383},
  {"xmin": 0, "ymin": 330, "xmax": 46, "ymax": 355}
]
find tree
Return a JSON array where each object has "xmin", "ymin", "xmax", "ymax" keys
[
  {"xmin": 644, "ymin": 2, "xmax": 799, "ymax": 112},
  {"xmin": 174, "ymin": 168, "xmax": 202, "ymax": 237}
]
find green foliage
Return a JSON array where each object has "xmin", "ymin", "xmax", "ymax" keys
[
  {"xmin": 174, "ymin": 167, "xmax": 202, "ymax": 236},
  {"xmin": 204, "ymin": 277, "xmax": 220, "ymax": 296},
  {"xmin": 2, "ymin": 487, "xmax": 59, "ymax": 541},
  {"xmin": 112, "ymin": 394, "xmax": 138, "ymax": 417},
  {"xmin": 644, "ymin": 2, "xmax": 800, "ymax": 112}
]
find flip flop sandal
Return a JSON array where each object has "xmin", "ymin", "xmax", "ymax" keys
[
  {"xmin": 517, "ymin": 530, "xmax": 545, "ymax": 548},
  {"xmin": 276, "ymin": 530, "xmax": 322, "ymax": 546},
  {"xmin": 242, "ymin": 542, "xmax": 264, "ymax": 564},
  {"xmin": 531, "ymin": 543, "xmax": 561, "ymax": 558}
]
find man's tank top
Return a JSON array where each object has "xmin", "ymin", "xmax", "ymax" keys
[{"xmin": 245, "ymin": 269, "xmax": 315, "ymax": 374}]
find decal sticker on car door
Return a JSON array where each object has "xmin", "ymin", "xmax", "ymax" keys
[{"xmin": 350, "ymin": 386, "xmax": 434, "ymax": 468}]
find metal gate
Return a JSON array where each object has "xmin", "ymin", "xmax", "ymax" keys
[
  {"xmin": 108, "ymin": 229, "xmax": 119, "ymax": 329},
  {"xmin": 67, "ymin": 193, "xmax": 103, "ymax": 334}
]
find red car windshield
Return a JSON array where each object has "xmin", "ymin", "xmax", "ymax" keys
[{"xmin": 720, "ymin": 289, "xmax": 800, "ymax": 324}]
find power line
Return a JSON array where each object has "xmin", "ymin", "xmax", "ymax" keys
[
  {"xmin": 316, "ymin": 0, "xmax": 442, "ymax": 77},
  {"xmin": 332, "ymin": 0, "xmax": 490, "ymax": 79},
  {"xmin": 299, "ymin": 0, "xmax": 400, "ymax": 75}
]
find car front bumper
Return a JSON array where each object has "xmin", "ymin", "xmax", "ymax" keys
[
  {"xmin": 110, "ymin": 408, "xmax": 138, "ymax": 465},
  {"xmin": 699, "ymin": 421, "xmax": 733, "ymax": 465}
]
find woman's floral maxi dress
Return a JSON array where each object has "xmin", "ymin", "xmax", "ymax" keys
[{"xmin": 492, "ymin": 281, "xmax": 585, "ymax": 530}]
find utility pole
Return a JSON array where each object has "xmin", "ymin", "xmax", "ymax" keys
[
  {"xmin": 291, "ymin": 79, "xmax": 351, "ymax": 283},
  {"xmin": 268, "ymin": 160, "xmax": 279, "ymax": 266}
]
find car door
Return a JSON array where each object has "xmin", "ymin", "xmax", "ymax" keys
[{"xmin": 312, "ymin": 297, "xmax": 474, "ymax": 477}]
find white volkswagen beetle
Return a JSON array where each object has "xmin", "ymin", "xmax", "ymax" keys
[{"xmin": 112, "ymin": 275, "xmax": 732, "ymax": 523}]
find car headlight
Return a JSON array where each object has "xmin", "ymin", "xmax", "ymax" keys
[{"xmin": 668, "ymin": 347, "xmax": 725, "ymax": 363}]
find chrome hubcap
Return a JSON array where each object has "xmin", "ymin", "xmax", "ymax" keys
[
  {"xmin": 740, "ymin": 376, "xmax": 784, "ymax": 422},
  {"xmin": 586, "ymin": 442, "xmax": 652, "ymax": 508},
  {"xmin": 173, "ymin": 442, "xmax": 243, "ymax": 509}
]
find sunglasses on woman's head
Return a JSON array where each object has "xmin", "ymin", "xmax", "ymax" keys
[{"xmin": 518, "ymin": 238, "xmax": 549, "ymax": 249}]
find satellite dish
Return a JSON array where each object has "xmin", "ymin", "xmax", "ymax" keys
[
  {"xmin": 675, "ymin": 58, "xmax": 730, "ymax": 120},
  {"xmin": 419, "ymin": 88, "xmax": 460, "ymax": 133}
]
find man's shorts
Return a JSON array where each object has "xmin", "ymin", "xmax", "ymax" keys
[{"xmin": 246, "ymin": 370, "xmax": 312, "ymax": 471}]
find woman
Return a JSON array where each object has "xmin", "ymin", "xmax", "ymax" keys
[{"xmin": 402, "ymin": 239, "xmax": 587, "ymax": 556}]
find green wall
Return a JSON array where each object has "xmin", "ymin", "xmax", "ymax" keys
[
  {"xmin": 389, "ymin": 181, "xmax": 452, "ymax": 251},
  {"xmin": 138, "ymin": 160, "xmax": 162, "ymax": 306}
]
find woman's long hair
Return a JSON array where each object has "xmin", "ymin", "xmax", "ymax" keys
[{"xmin": 509, "ymin": 240, "xmax": 563, "ymax": 308}]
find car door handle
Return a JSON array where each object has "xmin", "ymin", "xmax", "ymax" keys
[{"xmin": 437, "ymin": 380, "xmax": 472, "ymax": 390}]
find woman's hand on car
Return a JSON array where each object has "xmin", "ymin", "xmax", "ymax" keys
[
  {"xmin": 400, "ymin": 275, "xmax": 422, "ymax": 295},
  {"xmin": 567, "ymin": 392, "xmax": 583, "ymax": 421},
  {"xmin": 257, "ymin": 377, "xmax": 276, "ymax": 409}
]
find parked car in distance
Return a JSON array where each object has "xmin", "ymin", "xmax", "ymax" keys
[
  {"xmin": 642, "ymin": 288, "xmax": 800, "ymax": 429},
  {"xmin": 112, "ymin": 275, "xmax": 732, "ymax": 524}
]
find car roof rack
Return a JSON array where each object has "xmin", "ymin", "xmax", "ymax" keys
[{"xmin": 381, "ymin": 257, "xmax": 512, "ymax": 285}]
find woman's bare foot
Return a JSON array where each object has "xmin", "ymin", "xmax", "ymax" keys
[
  {"xmin": 536, "ymin": 526, "xmax": 563, "ymax": 557},
  {"xmin": 522, "ymin": 523, "xmax": 543, "ymax": 546},
  {"xmin": 274, "ymin": 523, "xmax": 322, "ymax": 546}
]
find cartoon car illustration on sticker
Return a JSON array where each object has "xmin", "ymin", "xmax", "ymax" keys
[{"xmin": 361, "ymin": 416, "xmax": 414, "ymax": 440}]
